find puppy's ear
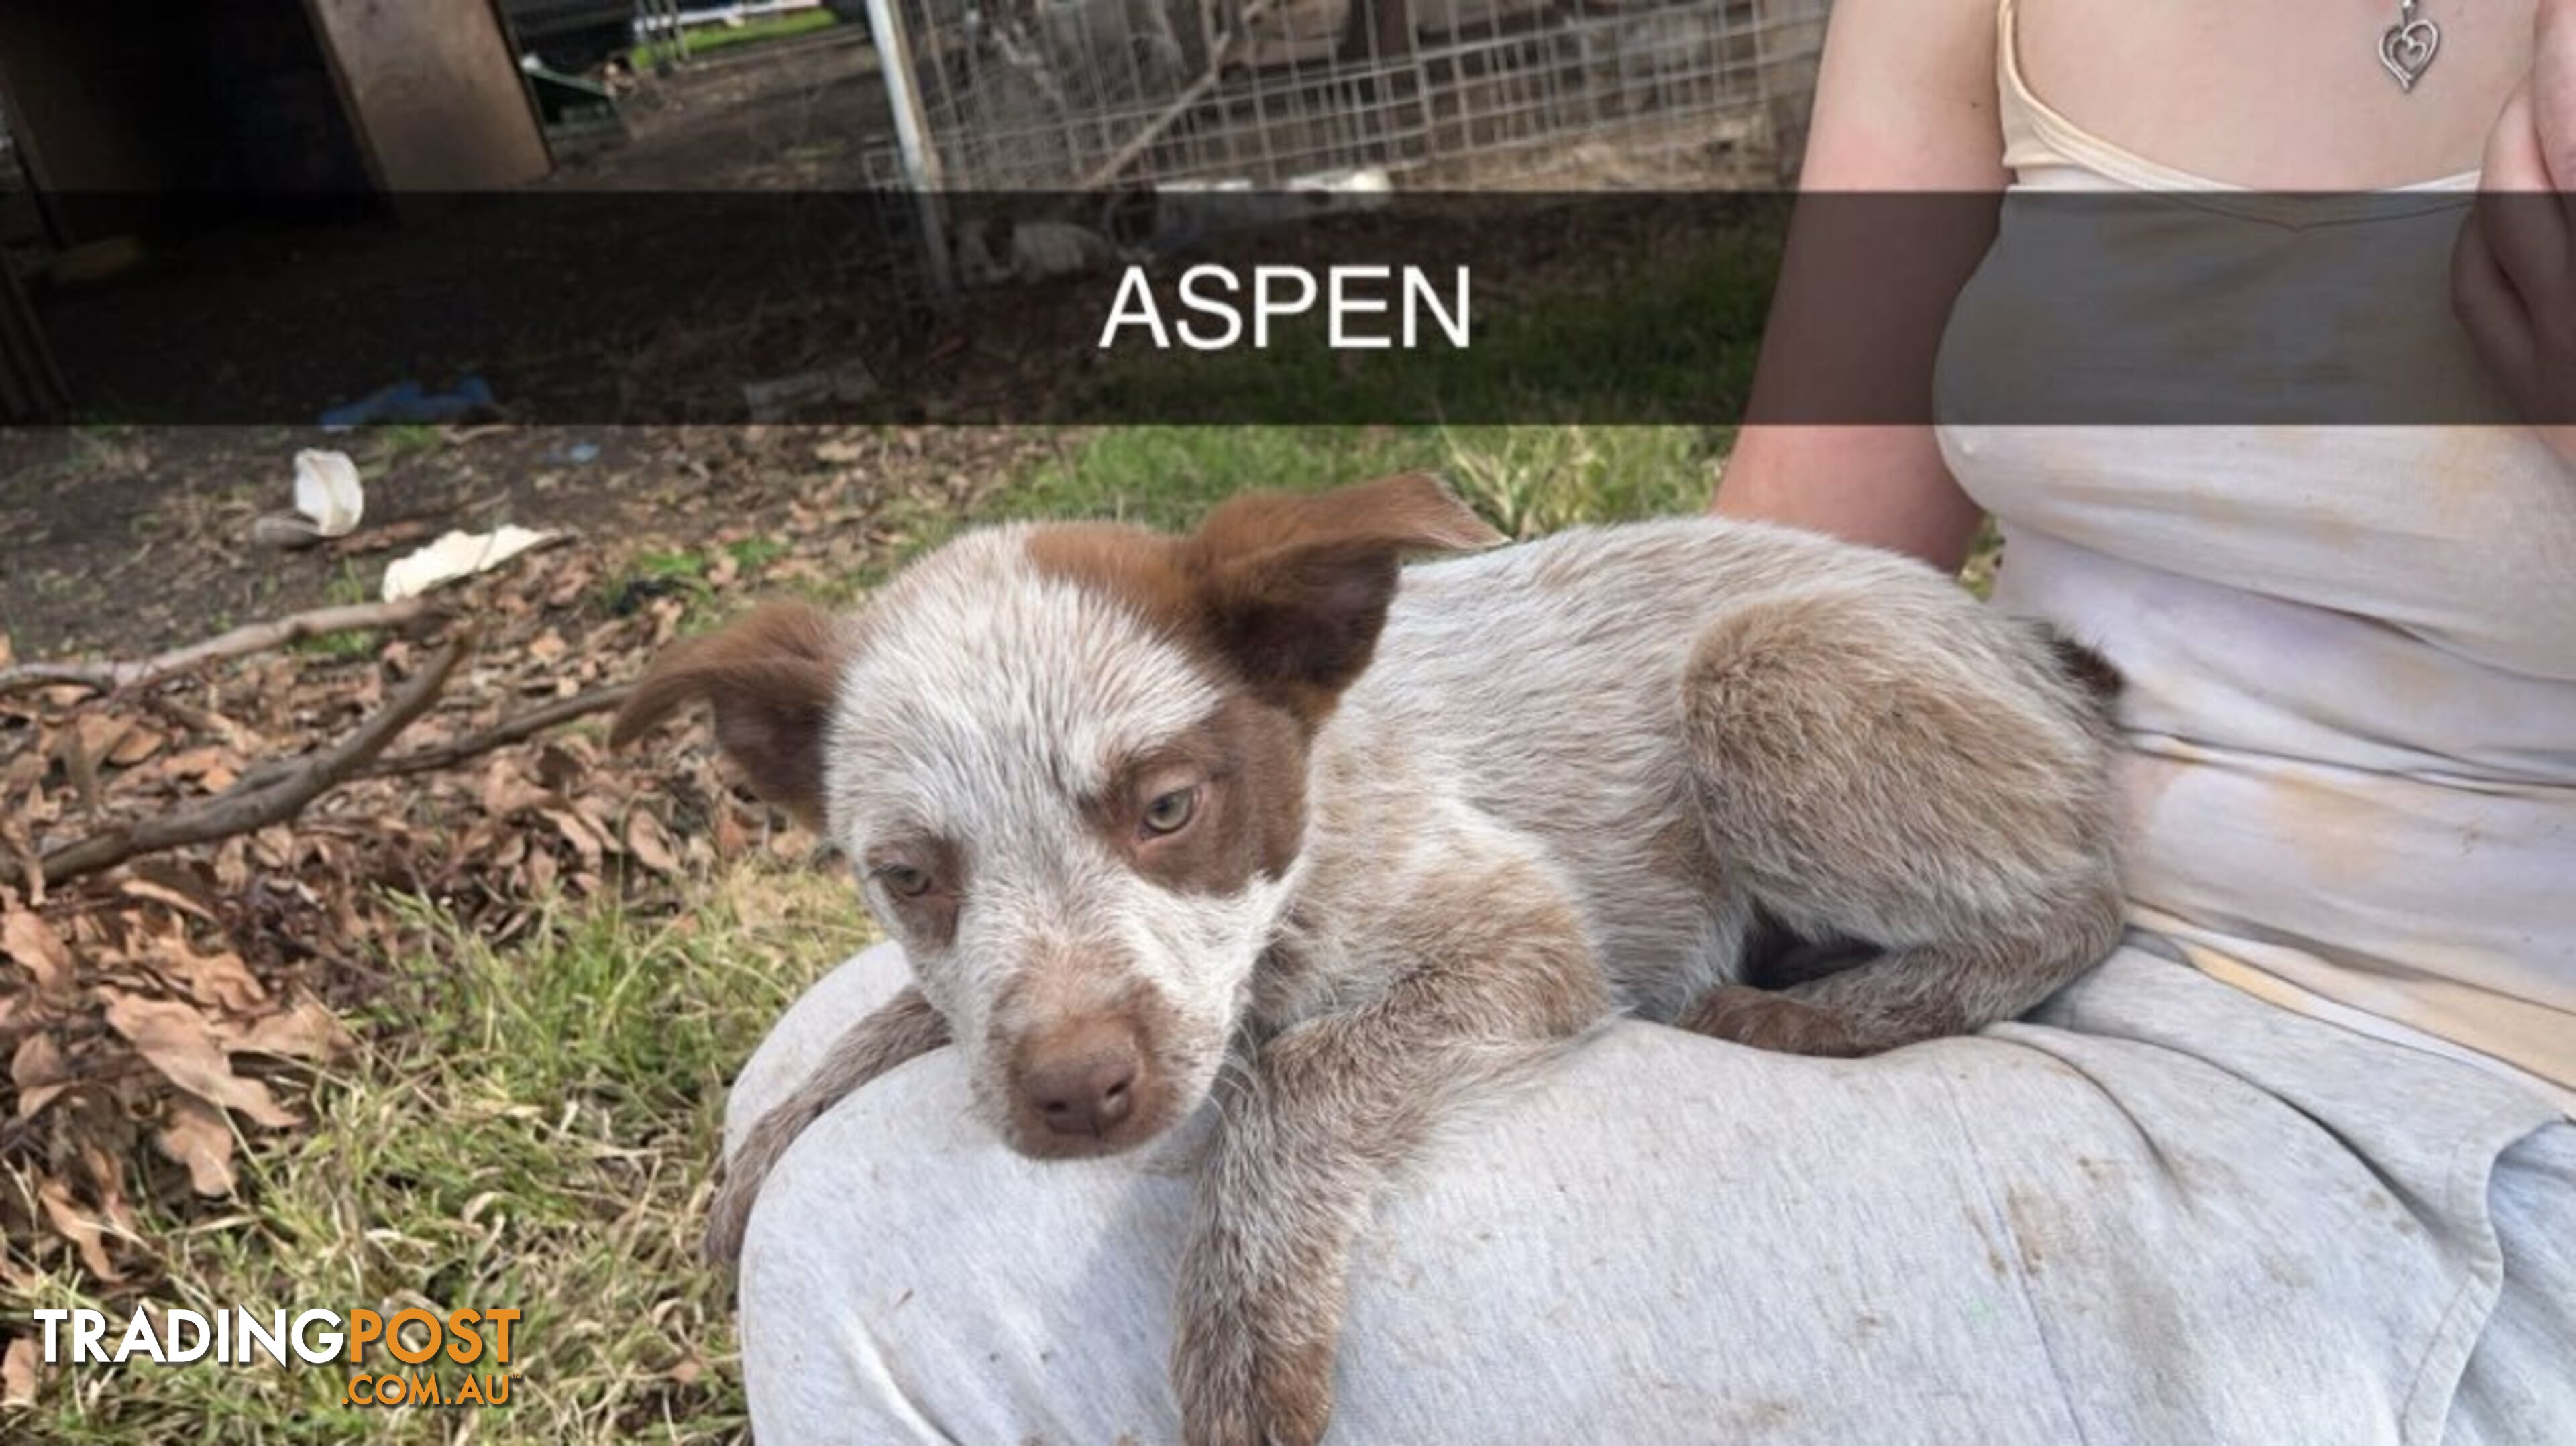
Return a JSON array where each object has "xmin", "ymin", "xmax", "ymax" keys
[
  {"xmin": 1186, "ymin": 474, "xmax": 1503, "ymax": 718},
  {"xmin": 1190, "ymin": 471, "xmax": 1505, "ymax": 560},
  {"xmin": 611, "ymin": 601, "xmax": 851, "ymax": 828}
]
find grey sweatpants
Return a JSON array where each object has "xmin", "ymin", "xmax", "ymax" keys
[{"xmin": 727, "ymin": 939, "xmax": 2574, "ymax": 1444}]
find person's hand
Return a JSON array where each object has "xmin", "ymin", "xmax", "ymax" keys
[{"xmin": 2453, "ymin": 0, "xmax": 2576, "ymax": 468}]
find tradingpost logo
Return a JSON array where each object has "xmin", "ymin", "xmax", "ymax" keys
[{"xmin": 31, "ymin": 1304, "xmax": 523, "ymax": 1408}]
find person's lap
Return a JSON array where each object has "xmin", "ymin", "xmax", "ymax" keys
[{"xmin": 730, "ymin": 941, "xmax": 2571, "ymax": 1445}]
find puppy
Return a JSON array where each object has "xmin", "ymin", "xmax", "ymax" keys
[{"xmin": 613, "ymin": 474, "xmax": 2125, "ymax": 1445}]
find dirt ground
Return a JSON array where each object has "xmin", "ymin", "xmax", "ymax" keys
[
  {"xmin": 544, "ymin": 25, "xmax": 898, "ymax": 190},
  {"xmin": 0, "ymin": 424, "xmax": 1051, "ymax": 662}
]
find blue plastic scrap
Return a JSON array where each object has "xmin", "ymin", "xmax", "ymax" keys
[{"xmin": 319, "ymin": 377, "xmax": 497, "ymax": 429}]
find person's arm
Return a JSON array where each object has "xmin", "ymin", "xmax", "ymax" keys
[
  {"xmin": 1711, "ymin": 0, "xmax": 2012, "ymax": 572},
  {"xmin": 2453, "ymin": 0, "xmax": 2576, "ymax": 472}
]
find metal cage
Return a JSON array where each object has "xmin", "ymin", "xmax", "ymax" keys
[{"xmin": 863, "ymin": 0, "xmax": 1829, "ymax": 193}]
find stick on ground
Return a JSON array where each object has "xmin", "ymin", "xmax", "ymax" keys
[
  {"xmin": 17, "ymin": 637, "xmax": 470, "ymax": 888},
  {"xmin": 361, "ymin": 683, "xmax": 635, "ymax": 779},
  {"xmin": 0, "ymin": 599, "xmax": 443, "ymax": 698}
]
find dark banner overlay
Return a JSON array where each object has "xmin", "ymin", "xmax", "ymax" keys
[{"xmin": 21, "ymin": 189, "xmax": 2571, "ymax": 425}]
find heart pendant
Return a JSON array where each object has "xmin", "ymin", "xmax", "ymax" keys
[{"xmin": 2379, "ymin": 17, "xmax": 2440, "ymax": 91}]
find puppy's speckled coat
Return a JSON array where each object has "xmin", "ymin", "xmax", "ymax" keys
[{"xmin": 614, "ymin": 474, "xmax": 2125, "ymax": 1446}]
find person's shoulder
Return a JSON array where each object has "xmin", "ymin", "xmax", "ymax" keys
[{"xmin": 1803, "ymin": 0, "xmax": 2006, "ymax": 190}]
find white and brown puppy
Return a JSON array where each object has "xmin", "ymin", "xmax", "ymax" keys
[{"xmin": 614, "ymin": 474, "xmax": 2126, "ymax": 1446}]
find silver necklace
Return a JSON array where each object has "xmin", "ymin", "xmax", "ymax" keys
[{"xmin": 2380, "ymin": 0, "xmax": 2440, "ymax": 91}]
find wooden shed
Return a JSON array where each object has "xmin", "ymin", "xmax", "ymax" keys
[{"xmin": 0, "ymin": 0, "xmax": 553, "ymax": 418}]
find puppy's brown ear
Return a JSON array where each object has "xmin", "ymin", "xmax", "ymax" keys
[
  {"xmin": 1185, "ymin": 474, "xmax": 1503, "ymax": 719},
  {"xmin": 1190, "ymin": 471, "xmax": 1506, "ymax": 560},
  {"xmin": 611, "ymin": 601, "xmax": 851, "ymax": 828}
]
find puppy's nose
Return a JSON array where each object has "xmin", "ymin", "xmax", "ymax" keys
[{"xmin": 1022, "ymin": 1019, "xmax": 1143, "ymax": 1138}]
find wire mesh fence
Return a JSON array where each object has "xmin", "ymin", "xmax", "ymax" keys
[{"xmin": 867, "ymin": 0, "xmax": 1829, "ymax": 192}]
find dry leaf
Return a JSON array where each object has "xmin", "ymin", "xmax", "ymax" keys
[
  {"xmin": 156, "ymin": 1096, "xmax": 239, "ymax": 1197},
  {"xmin": 107, "ymin": 725, "xmax": 168, "ymax": 767},
  {"xmin": 1, "ymin": 909, "xmax": 74, "ymax": 997},
  {"xmin": 159, "ymin": 745, "xmax": 229, "ymax": 781},
  {"xmin": 541, "ymin": 808, "xmax": 606, "ymax": 869},
  {"xmin": 625, "ymin": 811, "xmax": 680, "ymax": 875},
  {"xmin": 66, "ymin": 714, "xmax": 131, "ymax": 769},
  {"xmin": 36, "ymin": 1178, "xmax": 120, "ymax": 1281},
  {"xmin": 219, "ymin": 996, "xmax": 353, "ymax": 1063},
  {"xmin": 11, "ymin": 1032, "xmax": 70, "ymax": 1120},
  {"xmin": 5, "ymin": 1333, "xmax": 38, "ymax": 1408},
  {"xmin": 478, "ymin": 759, "xmax": 549, "ymax": 818},
  {"xmin": 140, "ymin": 923, "xmax": 266, "ymax": 1013},
  {"xmin": 0, "ymin": 629, "xmax": 13, "ymax": 670},
  {"xmin": 119, "ymin": 877, "xmax": 217, "ymax": 924},
  {"xmin": 102, "ymin": 992, "xmax": 298, "ymax": 1129},
  {"xmin": 712, "ymin": 805, "xmax": 749, "ymax": 860}
]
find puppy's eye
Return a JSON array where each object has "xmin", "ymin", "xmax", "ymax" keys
[
  {"xmin": 875, "ymin": 863, "xmax": 934, "ymax": 898},
  {"xmin": 1140, "ymin": 787, "xmax": 1199, "ymax": 836}
]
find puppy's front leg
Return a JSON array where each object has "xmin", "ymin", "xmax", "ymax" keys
[
  {"xmin": 1174, "ymin": 886, "xmax": 1606, "ymax": 1446},
  {"xmin": 706, "ymin": 985, "xmax": 950, "ymax": 1264}
]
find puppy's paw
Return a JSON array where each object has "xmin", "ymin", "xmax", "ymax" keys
[
  {"xmin": 1173, "ymin": 1261, "xmax": 1336, "ymax": 1446},
  {"xmin": 1177, "ymin": 1347, "xmax": 1333, "ymax": 1446},
  {"xmin": 1678, "ymin": 984, "xmax": 1865, "ymax": 1057}
]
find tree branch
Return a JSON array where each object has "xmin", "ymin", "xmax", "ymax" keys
[
  {"xmin": 0, "ymin": 599, "xmax": 443, "ymax": 698},
  {"xmin": 359, "ymin": 683, "xmax": 635, "ymax": 779},
  {"xmin": 16, "ymin": 637, "xmax": 470, "ymax": 888}
]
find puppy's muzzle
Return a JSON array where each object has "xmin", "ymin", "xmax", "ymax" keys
[{"xmin": 1016, "ymin": 1016, "xmax": 1148, "ymax": 1144}]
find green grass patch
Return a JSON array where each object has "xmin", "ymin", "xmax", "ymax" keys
[
  {"xmin": 7, "ymin": 867, "xmax": 873, "ymax": 1444},
  {"xmin": 378, "ymin": 425, "xmax": 442, "ymax": 459},
  {"xmin": 630, "ymin": 9, "xmax": 841, "ymax": 70},
  {"xmin": 722, "ymin": 537, "xmax": 790, "ymax": 573},
  {"xmin": 830, "ymin": 423, "xmax": 1725, "ymax": 598},
  {"xmin": 292, "ymin": 567, "xmax": 386, "ymax": 660}
]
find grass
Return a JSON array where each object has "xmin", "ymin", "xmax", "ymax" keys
[
  {"xmin": 833, "ymin": 423, "xmax": 1725, "ymax": 596},
  {"xmin": 629, "ymin": 9, "xmax": 843, "ymax": 71},
  {"xmin": 7, "ymin": 864, "xmax": 873, "ymax": 1444},
  {"xmin": 292, "ymin": 567, "xmax": 382, "ymax": 661}
]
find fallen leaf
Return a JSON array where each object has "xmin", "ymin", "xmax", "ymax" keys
[
  {"xmin": 159, "ymin": 745, "xmax": 229, "ymax": 780},
  {"xmin": 219, "ymin": 996, "xmax": 353, "ymax": 1063},
  {"xmin": 36, "ymin": 1178, "xmax": 121, "ymax": 1281},
  {"xmin": 0, "ymin": 630, "xmax": 13, "ymax": 670},
  {"xmin": 67, "ymin": 714, "xmax": 131, "ymax": 769},
  {"xmin": 119, "ymin": 878, "xmax": 218, "ymax": 924},
  {"xmin": 156, "ymin": 1096, "xmax": 239, "ymax": 1197},
  {"xmin": 625, "ymin": 811, "xmax": 681, "ymax": 875},
  {"xmin": 11, "ymin": 1032, "xmax": 70, "ymax": 1120},
  {"xmin": 101, "ymin": 992, "xmax": 298, "ymax": 1129},
  {"xmin": 156, "ymin": 934, "xmax": 266, "ymax": 1014},
  {"xmin": 478, "ymin": 759, "xmax": 549, "ymax": 818},
  {"xmin": 541, "ymin": 808, "xmax": 607, "ymax": 869},
  {"xmin": 712, "ymin": 806, "xmax": 749, "ymax": 860},
  {"xmin": 5, "ymin": 1333, "xmax": 38, "ymax": 1408},
  {"xmin": 106, "ymin": 725, "xmax": 168, "ymax": 767},
  {"xmin": 78, "ymin": 1143, "xmax": 138, "ymax": 1241},
  {"xmin": 1, "ymin": 909, "xmax": 74, "ymax": 998}
]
